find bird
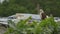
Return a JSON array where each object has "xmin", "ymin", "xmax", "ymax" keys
[{"xmin": 39, "ymin": 9, "xmax": 46, "ymax": 20}]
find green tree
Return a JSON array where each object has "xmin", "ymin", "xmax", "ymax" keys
[{"xmin": 0, "ymin": 0, "xmax": 60, "ymax": 17}]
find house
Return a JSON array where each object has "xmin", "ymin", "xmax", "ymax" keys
[
  {"xmin": 8, "ymin": 13, "xmax": 41, "ymax": 19},
  {"xmin": 8, "ymin": 13, "xmax": 41, "ymax": 23},
  {"xmin": 0, "ymin": 13, "xmax": 60, "ymax": 27}
]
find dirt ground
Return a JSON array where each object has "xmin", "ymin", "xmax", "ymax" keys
[{"xmin": 0, "ymin": 25, "xmax": 7, "ymax": 34}]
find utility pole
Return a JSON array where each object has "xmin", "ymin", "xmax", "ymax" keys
[
  {"xmin": 32, "ymin": 0, "xmax": 40, "ymax": 14},
  {"xmin": 36, "ymin": 3, "xmax": 40, "ymax": 14}
]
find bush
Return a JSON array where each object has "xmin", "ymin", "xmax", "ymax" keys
[{"xmin": 5, "ymin": 17, "xmax": 60, "ymax": 34}]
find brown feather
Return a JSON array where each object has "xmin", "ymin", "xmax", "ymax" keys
[{"xmin": 41, "ymin": 13, "xmax": 46, "ymax": 20}]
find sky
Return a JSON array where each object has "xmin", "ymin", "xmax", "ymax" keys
[{"xmin": 0, "ymin": 0, "xmax": 4, "ymax": 3}]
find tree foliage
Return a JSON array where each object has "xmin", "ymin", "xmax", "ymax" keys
[
  {"xmin": 5, "ymin": 17, "xmax": 60, "ymax": 34},
  {"xmin": 0, "ymin": 0, "xmax": 60, "ymax": 17}
]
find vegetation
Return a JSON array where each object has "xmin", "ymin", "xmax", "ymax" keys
[
  {"xmin": 0, "ymin": 0, "xmax": 60, "ymax": 17},
  {"xmin": 4, "ymin": 17, "xmax": 60, "ymax": 34}
]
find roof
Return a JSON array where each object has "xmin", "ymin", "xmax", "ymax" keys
[{"xmin": 9, "ymin": 13, "xmax": 41, "ymax": 19}]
